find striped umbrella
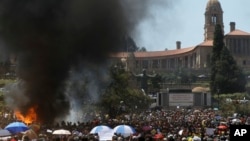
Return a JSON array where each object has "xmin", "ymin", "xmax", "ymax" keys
[
  {"xmin": 90, "ymin": 125, "xmax": 112, "ymax": 134},
  {"xmin": 113, "ymin": 125, "xmax": 136, "ymax": 137}
]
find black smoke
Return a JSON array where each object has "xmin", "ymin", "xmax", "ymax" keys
[{"xmin": 0, "ymin": 0, "xmax": 168, "ymax": 123}]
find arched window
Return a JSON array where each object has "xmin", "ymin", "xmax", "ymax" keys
[{"xmin": 211, "ymin": 14, "xmax": 217, "ymax": 24}]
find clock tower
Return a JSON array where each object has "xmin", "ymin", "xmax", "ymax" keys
[{"xmin": 204, "ymin": 0, "xmax": 224, "ymax": 41}]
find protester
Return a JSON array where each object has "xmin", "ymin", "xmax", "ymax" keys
[{"xmin": 0, "ymin": 107, "xmax": 246, "ymax": 141}]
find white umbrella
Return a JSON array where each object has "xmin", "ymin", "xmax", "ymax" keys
[
  {"xmin": 0, "ymin": 129, "xmax": 12, "ymax": 137},
  {"xmin": 113, "ymin": 125, "xmax": 136, "ymax": 137},
  {"xmin": 193, "ymin": 110, "xmax": 200, "ymax": 113},
  {"xmin": 232, "ymin": 118, "xmax": 241, "ymax": 123},
  {"xmin": 178, "ymin": 129, "xmax": 183, "ymax": 135},
  {"xmin": 192, "ymin": 136, "xmax": 201, "ymax": 141},
  {"xmin": 52, "ymin": 129, "xmax": 71, "ymax": 135},
  {"xmin": 98, "ymin": 129, "xmax": 114, "ymax": 141},
  {"xmin": 0, "ymin": 136, "xmax": 11, "ymax": 141}
]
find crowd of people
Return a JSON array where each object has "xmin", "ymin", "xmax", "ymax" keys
[{"xmin": 0, "ymin": 107, "xmax": 249, "ymax": 141}]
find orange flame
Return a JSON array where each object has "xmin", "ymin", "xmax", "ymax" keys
[{"xmin": 15, "ymin": 106, "xmax": 37, "ymax": 124}]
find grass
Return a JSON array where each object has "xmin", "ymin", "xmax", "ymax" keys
[{"xmin": 0, "ymin": 79, "xmax": 16, "ymax": 87}]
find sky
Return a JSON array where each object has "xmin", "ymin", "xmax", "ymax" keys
[{"xmin": 132, "ymin": 0, "xmax": 250, "ymax": 51}]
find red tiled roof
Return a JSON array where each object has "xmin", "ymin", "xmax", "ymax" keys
[
  {"xmin": 226, "ymin": 29, "xmax": 250, "ymax": 36},
  {"xmin": 110, "ymin": 47, "xmax": 195, "ymax": 58},
  {"xmin": 197, "ymin": 40, "xmax": 213, "ymax": 46}
]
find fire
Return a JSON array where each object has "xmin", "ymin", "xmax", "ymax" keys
[{"xmin": 15, "ymin": 106, "xmax": 37, "ymax": 124}]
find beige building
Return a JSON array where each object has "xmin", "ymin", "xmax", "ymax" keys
[{"xmin": 110, "ymin": 0, "xmax": 250, "ymax": 75}]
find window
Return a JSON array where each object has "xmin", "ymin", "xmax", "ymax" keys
[
  {"xmin": 184, "ymin": 56, "xmax": 188, "ymax": 68},
  {"xmin": 161, "ymin": 59, "xmax": 167, "ymax": 68},
  {"xmin": 190, "ymin": 56, "xmax": 193, "ymax": 68},
  {"xmin": 152, "ymin": 60, "xmax": 159, "ymax": 68},
  {"xmin": 135, "ymin": 61, "xmax": 140, "ymax": 68},
  {"xmin": 211, "ymin": 14, "xmax": 217, "ymax": 24},
  {"xmin": 206, "ymin": 54, "xmax": 211, "ymax": 67},
  {"xmin": 170, "ymin": 58, "xmax": 175, "ymax": 69},
  {"xmin": 204, "ymin": 93, "xmax": 207, "ymax": 106},
  {"xmin": 142, "ymin": 60, "xmax": 148, "ymax": 68}
]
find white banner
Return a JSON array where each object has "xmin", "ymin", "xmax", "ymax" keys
[{"xmin": 169, "ymin": 94, "xmax": 193, "ymax": 106}]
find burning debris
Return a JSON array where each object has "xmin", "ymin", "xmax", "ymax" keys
[{"xmin": 15, "ymin": 107, "xmax": 38, "ymax": 124}]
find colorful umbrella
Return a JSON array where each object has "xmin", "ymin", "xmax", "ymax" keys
[
  {"xmin": 113, "ymin": 125, "xmax": 136, "ymax": 137},
  {"xmin": 90, "ymin": 125, "xmax": 112, "ymax": 134},
  {"xmin": 217, "ymin": 125, "xmax": 227, "ymax": 130},
  {"xmin": 142, "ymin": 126, "xmax": 152, "ymax": 132},
  {"xmin": 4, "ymin": 122, "xmax": 29, "ymax": 134},
  {"xmin": 153, "ymin": 133, "xmax": 164, "ymax": 139}
]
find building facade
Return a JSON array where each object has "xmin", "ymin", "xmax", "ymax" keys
[{"xmin": 110, "ymin": 0, "xmax": 250, "ymax": 75}]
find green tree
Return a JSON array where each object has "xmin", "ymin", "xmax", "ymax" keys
[
  {"xmin": 120, "ymin": 35, "xmax": 139, "ymax": 52},
  {"xmin": 148, "ymin": 73, "xmax": 163, "ymax": 93},
  {"xmin": 138, "ymin": 47, "xmax": 147, "ymax": 52},
  {"xmin": 216, "ymin": 47, "xmax": 246, "ymax": 93},
  {"xmin": 210, "ymin": 24, "xmax": 246, "ymax": 94},
  {"xmin": 150, "ymin": 74, "xmax": 162, "ymax": 90},
  {"xmin": 99, "ymin": 64, "xmax": 152, "ymax": 118},
  {"xmin": 210, "ymin": 24, "xmax": 224, "ymax": 94}
]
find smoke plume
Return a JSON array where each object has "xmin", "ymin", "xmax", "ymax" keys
[
  {"xmin": 63, "ymin": 63, "xmax": 110, "ymax": 123},
  {"xmin": 0, "ymin": 0, "xmax": 157, "ymax": 123}
]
